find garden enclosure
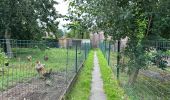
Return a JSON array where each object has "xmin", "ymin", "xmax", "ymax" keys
[
  {"xmin": 100, "ymin": 40, "xmax": 170, "ymax": 99},
  {"xmin": 0, "ymin": 39, "xmax": 90, "ymax": 100}
]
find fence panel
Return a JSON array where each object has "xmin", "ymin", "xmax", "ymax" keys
[
  {"xmin": 99, "ymin": 40, "xmax": 170, "ymax": 99},
  {"xmin": 0, "ymin": 39, "xmax": 91, "ymax": 100}
]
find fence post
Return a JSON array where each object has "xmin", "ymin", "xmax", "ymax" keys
[
  {"xmin": 108, "ymin": 41, "xmax": 111, "ymax": 65},
  {"xmin": 89, "ymin": 43, "xmax": 90, "ymax": 52},
  {"xmin": 85, "ymin": 42, "xmax": 87, "ymax": 59},
  {"xmin": 117, "ymin": 40, "xmax": 121, "ymax": 79},
  {"xmin": 66, "ymin": 46, "xmax": 69, "ymax": 83},
  {"xmin": 75, "ymin": 43, "xmax": 78, "ymax": 73},
  {"xmin": 104, "ymin": 41, "xmax": 107, "ymax": 57}
]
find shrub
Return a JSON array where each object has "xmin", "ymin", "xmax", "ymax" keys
[{"xmin": 0, "ymin": 52, "xmax": 8, "ymax": 65}]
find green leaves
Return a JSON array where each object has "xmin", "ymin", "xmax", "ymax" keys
[
  {"xmin": 0, "ymin": 52, "xmax": 7, "ymax": 65},
  {"xmin": 0, "ymin": 0, "xmax": 60, "ymax": 40},
  {"xmin": 68, "ymin": 0, "xmax": 170, "ymax": 75}
]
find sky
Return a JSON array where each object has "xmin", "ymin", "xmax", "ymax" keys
[{"xmin": 54, "ymin": 0, "xmax": 70, "ymax": 30}]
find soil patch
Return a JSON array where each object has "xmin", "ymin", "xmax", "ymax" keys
[{"xmin": 0, "ymin": 72, "xmax": 70, "ymax": 100}]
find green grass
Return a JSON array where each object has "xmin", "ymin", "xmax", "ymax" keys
[
  {"xmin": 119, "ymin": 67, "xmax": 170, "ymax": 100},
  {"xmin": 97, "ymin": 50, "xmax": 127, "ymax": 100},
  {"xmin": 66, "ymin": 50, "xmax": 94, "ymax": 100},
  {"xmin": 0, "ymin": 47, "xmax": 84, "ymax": 91},
  {"xmin": 123, "ymin": 75, "xmax": 170, "ymax": 100},
  {"xmin": 110, "ymin": 51, "xmax": 170, "ymax": 100}
]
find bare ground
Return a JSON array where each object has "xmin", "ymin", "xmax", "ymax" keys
[
  {"xmin": 140, "ymin": 69, "xmax": 170, "ymax": 82},
  {"xmin": 0, "ymin": 71, "xmax": 72, "ymax": 100}
]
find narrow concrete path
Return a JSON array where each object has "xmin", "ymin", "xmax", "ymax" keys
[{"xmin": 90, "ymin": 51, "xmax": 107, "ymax": 100}]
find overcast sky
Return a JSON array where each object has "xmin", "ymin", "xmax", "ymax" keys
[{"xmin": 54, "ymin": 0, "xmax": 69, "ymax": 30}]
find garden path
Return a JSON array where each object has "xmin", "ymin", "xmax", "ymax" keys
[{"xmin": 90, "ymin": 51, "xmax": 106, "ymax": 100}]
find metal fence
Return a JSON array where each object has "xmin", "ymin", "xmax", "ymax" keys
[
  {"xmin": 99, "ymin": 41, "xmax": 111, "ymax": 65},
  {"xmin": 99, "ymin": 40, "xmax": 170, "ymax": 99},
  {"xmin": 0, "ymin": 39, "xmax": 91, "ymax": 100}
]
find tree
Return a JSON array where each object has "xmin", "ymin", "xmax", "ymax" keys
[
  {"xmin": 0, "ymin": 0, "xmax": 60, "ymax": 57},
  {"xmin": 68, "ymin": 0, "xmax": 170, "ymax": 85},
  {"xmin": 55, "ymin": 29, "xmax": 64, "ymax": 39},
  {"xmin": 66, "ymin": 20, "xmax": 89, "ymax": 39}
]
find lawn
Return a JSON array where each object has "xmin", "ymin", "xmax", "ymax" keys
[
  {"xmin": 0, "ymin": 47, "xmax": 85, "ymax": 91},
  {"xmin": 66, "ymin": 50, "xmax": 94, "ymax": 100}
]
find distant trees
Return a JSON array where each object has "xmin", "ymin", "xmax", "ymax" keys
[
  {"xmin": 55, "ymin": 29, "xmax": 64, "ymax": 39},
  {"xmin": 66, "ymin": 21, "xmax": 89, "ymax": 39},
  {"xmin": 66, "ymin": 29, "xmax": 89, "ymax": 39}
]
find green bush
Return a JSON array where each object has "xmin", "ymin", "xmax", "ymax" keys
[{"xmin": 0, "ymin": 52, "xmax": 7, "ymax": 65}]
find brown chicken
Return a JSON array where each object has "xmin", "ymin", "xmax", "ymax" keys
[
  {"xmin": 35, "ymin": 61, "xmax": 46, "ymax": 75},
  {"xmin": 35, "ymin": 61, "xmax": 52, "ymax": 79}
]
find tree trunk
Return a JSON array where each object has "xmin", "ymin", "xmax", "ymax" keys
[
  {"xmin": 4, "ymin": 29, "xmax": 13, "ymax": 58},
  {"xmin": 117, "ymin": 40, "xmax": 121, "ymax": 79},
  {"xmin": 81, "ymin": 32, "xmax": 84, "ymax": 39},
  {"xmin": 121, "ymin": 57, "xmax": 126, "ymax": 73},
  {"xmin": 146, "ymin": 14, "xmax": 154, "ymax": 37},
  {"xmin": 128, "ymin": 68, "xmax": 140, "ymax": 86}
]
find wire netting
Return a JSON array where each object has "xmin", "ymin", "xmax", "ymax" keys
[
  {"xmin": 100, "ymin": 40, "xmax": 170, "ymax": 99},
  {"xmin": 0, "ymin": 39, "xmax": 91, "ymax": 100}
]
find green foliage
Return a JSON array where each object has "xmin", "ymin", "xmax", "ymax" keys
[
  {"xmin": 66, "ymin": 29, "xmax": 77, "ymax": 38},
  {"xmin": 0, "ymin": 0, "xmax": 60, "ymax": 40},
  {"xmin": 97, "ymin": 50, "xmax": 126, "ymax": 100},
  {"xmin": 66, "ymin": 29, "xmax": 90, "ymax": 39},
  {"xmin": 0, "ymin": 52, "xmax": 7, "ymax": 65},
  {"xmin": 55, "ymin": 29, "xmax": 64, "ymax": 39},
  {"xmin": 124, "ymin": 43, "xmax": 152, "ymax": 74},
  {"xmin": 65, "ymin": 3, "xmax": 92, "ymax": 39},
  {"xmin": 165, "ymin": 50, "xmax": 170, "ymax": 55},
  {"xmin": 150, "ymin": 50, "xmax": 168, "ymax": 70},
  {"xmin": 154, "ymin": 0, "xmax": 170, "ymax": 39},
  {"xmin": 66, "ymin": 20, "xmax": 90, "ymax": 39},
  {"xmin": 66, "ymin": 50, "xmax": 94, "ymax": 100},
  {"xmin": 68, "ymin": 0, "xmax": 170, "ymax": 84}
]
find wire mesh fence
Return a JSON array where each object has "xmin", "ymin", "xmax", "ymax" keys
[
  {"xmin": 0, "ymin": 39, "xmax": 91, "ymax": 100},
  {"xmin": 99, "ymin": 40, "xmax": 170, "ymax": 99}
]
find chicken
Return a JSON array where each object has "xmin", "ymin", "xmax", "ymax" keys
[
  {"xmin": 43, "ymin": 68, "xmax": 52, "ymax": 79},
  {"xmin": 35, "ymin": 61, "xmax": 46, "ymax": 76},
  {"xmin": 35, "ymin": 61, "xmax": 52, "ymax": 80}
]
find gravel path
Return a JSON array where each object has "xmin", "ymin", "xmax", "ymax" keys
[{"xmin": 90, "ymin": 51, "xmax": 106, "ymax": 100}]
